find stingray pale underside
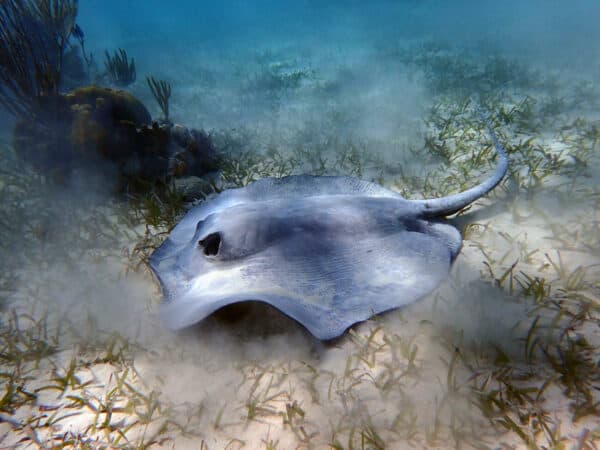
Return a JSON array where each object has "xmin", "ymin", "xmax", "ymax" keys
[{"xmin": 149, "ymin": 176, "xmax": 462, "ymax": 340}]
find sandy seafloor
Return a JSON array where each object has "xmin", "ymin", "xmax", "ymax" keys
[{"xmin": 1, "ymin": 1, "xmax": 599, "ymax": 449}]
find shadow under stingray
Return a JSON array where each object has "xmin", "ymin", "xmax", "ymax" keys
[
  {"xmin": 174, "ymin": 298, "xmax": 414, "ymax": 351},
  {"xmin": 176, "ymin": 301, "xmax": 332, "ymax": 355}
]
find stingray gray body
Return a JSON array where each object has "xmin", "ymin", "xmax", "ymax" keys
[{"xmin": 149, "ymin": 121, "xmax": 508, "ymax": 340}]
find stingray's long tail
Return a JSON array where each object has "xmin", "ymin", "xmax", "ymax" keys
[{"xmin": 414, "ymin": 106, "xmax": 509, "ymax": 217}]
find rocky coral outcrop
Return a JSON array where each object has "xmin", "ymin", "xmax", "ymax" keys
[{"xmin": 12, "ymin": 86, "xmax": 220, "ymax": 187}]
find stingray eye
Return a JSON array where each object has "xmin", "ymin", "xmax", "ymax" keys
[{"xmin": 199, "ymin": 232, "xmax": 221, "ymax": 256}]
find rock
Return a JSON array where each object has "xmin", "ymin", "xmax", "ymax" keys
[
  {"xmin": 174, "ymin": 172, "xmax": 222, "ymax": 202},
  {"xmin": 168, "ymin": 125, "xmax": 221, "ymax": 177},
  {"xmin": 66, "ymin": 86, "xmax": 151, "ymax": 126},
  {"xmin": 12, "ymin": 86, "xmax": 221, "ymax": 188},
  {"xmin": 14, "ymin": 86, "xmax": 155, "ymax": 176}
]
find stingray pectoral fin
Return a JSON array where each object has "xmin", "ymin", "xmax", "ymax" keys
[
  {"xmin": 160, "ymin": 294, "xmax": 238, "ymax": 330},
  {"xmin": 160, "ymin": 290, "xmax": 337, "ymax": 339},
  {"xmin": 157, "ymin": 222, "xmax": 461, "ymax": 340}
]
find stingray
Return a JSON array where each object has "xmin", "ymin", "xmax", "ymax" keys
[{"xmin": 149, "ymin": 118, "xmax": 508, "ymax": 340}]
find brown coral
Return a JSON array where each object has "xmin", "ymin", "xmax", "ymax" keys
[
  {"xmin": 12, "ymin": 85, "xmax": 220, "ymax": 187},
  {"xmin": 13, "ymin": 86, "xmax": 158, "ymax": 179}
]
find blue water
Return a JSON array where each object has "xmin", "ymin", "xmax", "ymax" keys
[
  {"xmin": 2, "ymin": 2, "xmax": 600, "ymax": 448},
  {"xmin": 65, "ymin": 0, "xmax": 600, "ymax": 137},
  {"xmin": 78, "ymin": 0, "xmax": 600, "ymax": 68}
]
